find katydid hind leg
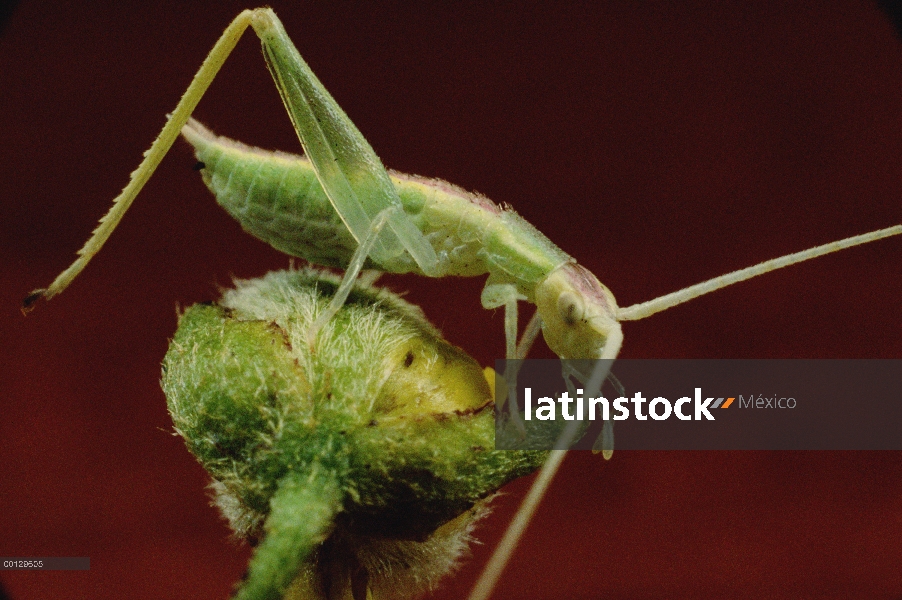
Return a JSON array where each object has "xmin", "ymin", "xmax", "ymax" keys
[
  {"xmin": 25, "ymin": 10, "xmax": 260, "ymax": 308},
  {"xmin": 25, "ymin": 8, "xmax": 440, "ymax": 312}
]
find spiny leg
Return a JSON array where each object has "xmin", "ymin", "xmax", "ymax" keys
[
  {"xmin": 26, "ymin": 8, "xmax": 440, "ymax": 315},
  {"xmin": 24, "ymin": 10, "xmax": 261, "ymax": 309}
]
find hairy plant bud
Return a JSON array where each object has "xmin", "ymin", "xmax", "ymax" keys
[{"xmin": 161, "ymin": 269, "xmax": 546, "ymax": 600}]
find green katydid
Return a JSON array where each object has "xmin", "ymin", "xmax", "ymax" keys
[
  {"xmin": 23, "ymin": 8, "xmax": 902, "ymax": 600},
  {"xmin": 25, "ymin": 8, "xmax": 900, "ymax": 365}
]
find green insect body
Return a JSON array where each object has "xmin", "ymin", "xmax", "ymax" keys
[
  {"xmin": 162, "ymin": 268, "xmax": 547, "ymax": 600},
  {"xmin": 181, "ymin": 116, "xmax": 623, "ymax": 363},
  {"xmin": 183, "ymin": 120, "xmax": 570, "ymax": 296}
]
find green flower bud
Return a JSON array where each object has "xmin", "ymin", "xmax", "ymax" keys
[{"xmin": 161, "ymin": 269, "xmax": 546, "ymax": 600}]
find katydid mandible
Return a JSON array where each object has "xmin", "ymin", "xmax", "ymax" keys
[{"xmin": 23, "ymin": 8, "xmax": 902, "ymax": 600}]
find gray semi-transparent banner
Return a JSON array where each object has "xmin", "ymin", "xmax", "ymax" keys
[
  {"xmin": 1, "ymin": 557, "xmax": 90, "ymax": 570},
  {"xmin": 493, "ymin": 360, "xmax": 902, "ymax": 450}
]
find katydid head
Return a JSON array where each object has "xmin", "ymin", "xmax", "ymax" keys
[{"xmin": 535, "ymin": 264, "xmax": 621, "ymax": 359}]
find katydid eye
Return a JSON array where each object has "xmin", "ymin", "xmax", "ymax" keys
[{"xmin": 557, "ymin": 292, "xmax": 583, "ymax": 325}]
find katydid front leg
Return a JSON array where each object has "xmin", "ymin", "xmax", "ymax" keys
[{"xmin": 481, "ymin": 279, "xmax": 529, "ymax": 433}]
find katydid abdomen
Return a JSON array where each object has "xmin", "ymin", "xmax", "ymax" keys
[{"xmin": 183, "ymin": 119, "xmax": 571, "ymax": 299}]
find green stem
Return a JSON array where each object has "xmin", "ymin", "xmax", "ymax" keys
[{"xmin": 236, "ymin": 468, "xmax": 342, "ymax": 600}]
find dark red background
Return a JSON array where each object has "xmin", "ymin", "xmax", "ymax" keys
[{"xmin": 3, "ymin": 2, "xmax": 902, "ymax": 598}]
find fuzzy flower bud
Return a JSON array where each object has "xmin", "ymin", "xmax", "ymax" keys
[{"xmin": 161, "ymin": 269, "xmax": 546, "ymax": 600}]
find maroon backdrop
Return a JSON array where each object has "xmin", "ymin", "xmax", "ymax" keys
[{"xmin": 2, "ymin": 2, "xmax": 902, "ymax": 599}]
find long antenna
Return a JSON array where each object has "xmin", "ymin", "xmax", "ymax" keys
[{"xmin": 617, "ymin": 225, "xmax": 901, "ymax": 322}]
